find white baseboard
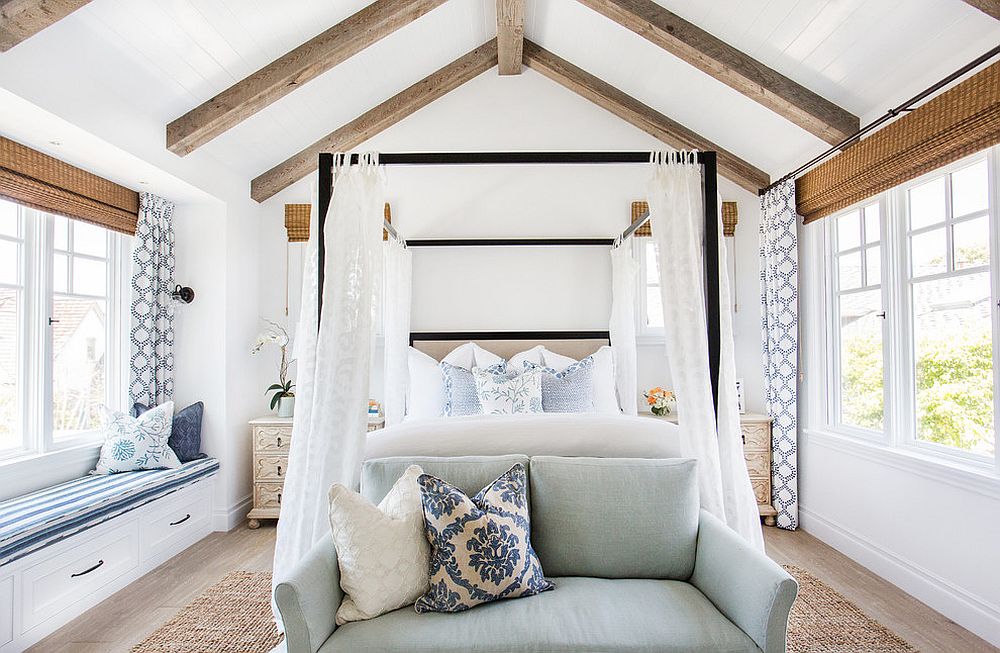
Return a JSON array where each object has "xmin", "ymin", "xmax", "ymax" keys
[
  {"xmin": 799, "ymin": 506, "xmax": 1000, "ymax": 647},
  {"xmin": 213, "ymin": 494, "xmax": 252, "ymax": 532}
]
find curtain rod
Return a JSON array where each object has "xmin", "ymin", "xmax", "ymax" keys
[
  {"xmin": 758, "ymin": 43, "xmax": 1000, "ymax": 197},
  {"xmin": 332, "ymin": 151, "xmax": 707, "ymax": 166}
]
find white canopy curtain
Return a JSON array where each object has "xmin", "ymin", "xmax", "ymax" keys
[
  {"xmin": 647, "ymin": 151, "xmax": 764, "ymax": 550},
  {"xmin": 609, "ymin": 243, "xmax": 639, "ymax": 415},
  {"xmin": 383, "ymin": 236, "xmax": 412, "ymax": 426},
  {"xmin": 272, "ymin": 153, "xmax": 387, "ymax": 628},
  {"xmin": 760, "ymin": 179, "xmax": 799, "ymax": 530}
]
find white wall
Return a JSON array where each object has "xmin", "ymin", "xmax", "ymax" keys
[
  {"xmin": 798, "ymin": 222, "xmax": 1000, "ymax": 647},
  {"xmin": 259, "ymin": 69, "xmax": 767, "ymax": 414}
]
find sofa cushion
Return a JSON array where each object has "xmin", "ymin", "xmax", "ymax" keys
[
  {"xmin": 529, "ymin": 457, "xmax": 699, "ymax": 579},
  {"xmin": 318, "ymin": 576, "xmax": 759, "ymax": 653},
  {"xmin": 361, "ymin": 455, "xmax": 530, "ymax": 505}
]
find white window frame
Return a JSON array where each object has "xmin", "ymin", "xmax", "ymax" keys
[
  {"xmin": 821, "ymin": 148, "xmax": 999, "ymax": 473},
  {"xmin": 0, "ymin": 201, "xmax": 130, "ymax": 462},
  {"xmin": 635, "ymin": 238, "xmax": 665, "ymax": 340}
]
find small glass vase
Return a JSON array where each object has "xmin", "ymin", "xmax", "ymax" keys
[{"xmin": 651, "ymin": 405, "xmax": 669, "ymax": 416}]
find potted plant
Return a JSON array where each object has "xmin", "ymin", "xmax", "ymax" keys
[
  {"xmin": 251, "ymin": 319, "xmax": 296, "ymax": 418},
  {"xmin": 644, "ymin": 387, "xmax": 676, "ymax": 416}
]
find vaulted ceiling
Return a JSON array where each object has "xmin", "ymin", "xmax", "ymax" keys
[{"xmin": 1, "ymin": 0, "xmax": 998, "ymax": 204}]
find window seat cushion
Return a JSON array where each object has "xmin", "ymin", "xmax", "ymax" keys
[{"xmin": 0, "ymin": 457, "xmax": 219, "ymax": 567}]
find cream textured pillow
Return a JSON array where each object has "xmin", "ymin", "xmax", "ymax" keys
[{"xmin": 328, "ymin": 465, "xmax": 430, "ymax": 624}]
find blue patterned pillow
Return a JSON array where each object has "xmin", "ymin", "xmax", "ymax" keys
[
  {"xmin": 94, "ymin": 403, "xmax": 181, "ymax": 475},
  {"xmin": 133, "ymin": 401, "xmax": 206, "ymax": 463},
  {"xmin": 440, "ymin": 361, "xmax": 505, "ymax": 417},
  {"xmin": 473, "ymin": 367, "xmax": 543, "ymax": 414},
  {"xmin": 416, "ymin": 463, "xmax": 553, "ymax": 613},
  {"xmin": 523, "ymin": 356, "xmax": 596, "ymax": 413}
]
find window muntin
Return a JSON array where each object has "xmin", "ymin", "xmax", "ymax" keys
[
  {"xmin": 0, "ymin": 200, "xmax": 24, "ymax": 454},
  {"xmin": 832, "ymin": 203, "xmax": 885, "ymax": 432},
  {"xmin": 826, "ymin": 151, "xmax": 997, "ymax": 465},
  {"xmin": 905, "ymin": 159, "xmax": 994, "ymax": 458},
  {"xmin": 0, "ymin": 199, "xmax": 128, "ymax": 460}
]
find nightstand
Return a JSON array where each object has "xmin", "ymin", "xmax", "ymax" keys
[
  {"xmin": 641, "ymin": 411, "xmax": 778, "ymax": 526},
  {"xmin": 247, "ymin": 416, "xmax": 292, "ymax": 529}
]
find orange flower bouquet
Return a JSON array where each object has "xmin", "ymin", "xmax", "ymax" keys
[{"xmin": 644, "ymin": 387, "xmax": 676, "ymax": 416}]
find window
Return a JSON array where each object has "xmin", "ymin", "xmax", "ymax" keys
[
  {"xmin": 0, "ymin": 199, "xmax": 130, "ymax": 459},
  {"xmin": 638, "ymin": 240, "xmax": 664, "ymax": 333},
  {"xmin": 825, "ymin": 150, "xmax": 997, "ymax": 465}
]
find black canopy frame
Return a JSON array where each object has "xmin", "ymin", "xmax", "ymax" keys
[{"xmin": 316, "ymin": 150, "xmax": 722, "ymax": 414}]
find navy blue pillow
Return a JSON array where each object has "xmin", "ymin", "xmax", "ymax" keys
[{"xmin": 132, "ymin": 401, "xmax": 206, "ymax": 463}]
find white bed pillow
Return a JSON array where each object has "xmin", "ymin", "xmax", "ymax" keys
[
  {"xmin": 438, "ymin": 342, "xmax": 504, "ymax": 369},
  {"xmin": 541, "ymin": 346, "xmax": 620, "ymax": 414},
  {"xmin": 508, "ymin": 345, "xmax": 545, "ymax": 369},
  {"xmin": 328, "ymin": 464, "xmax": 430, "ymax": 624},
  {"xmin": 406, "ymin": 347, "xmax": 446, "ymax": 420}
]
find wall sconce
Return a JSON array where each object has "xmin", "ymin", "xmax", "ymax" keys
[{"xmin": 172, "ymin": 284, "xmax": 195, "ymax": 304}]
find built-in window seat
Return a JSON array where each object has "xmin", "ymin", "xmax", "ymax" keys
[{"xmin": 0, "ymin": 458, "xmax": 219, "ymax": 653}]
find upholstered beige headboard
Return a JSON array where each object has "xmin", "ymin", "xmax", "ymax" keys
[{"xmin": 410, "ymin": 332, "xmax": 610, "ymax": 362}]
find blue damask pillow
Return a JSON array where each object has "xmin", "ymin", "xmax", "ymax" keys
[
  {"xmin": 439, "ymin": 362, "xmax": 505, "ymax": 417},
  {"xmin": 416, "ymin": 463, "xmax": 553, "ymax": 613},
  {"xmin": 132, "ymin": 401, "xmax": 206, "ymax": 463},
  {"xmin": 523, "ymin": 356, "xmax": 596, "ymax": 413}
]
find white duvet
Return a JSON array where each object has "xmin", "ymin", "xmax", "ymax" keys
[{"xmin": 364, "ymin": 413, "xmax": 681, "ymax": 460}]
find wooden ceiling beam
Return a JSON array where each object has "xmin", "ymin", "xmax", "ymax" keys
[
  {"xmin": 574, "ymin": 0, "xmax": 860, "ymax": 145},
  {"xmin": 961, "ymin": 0, "xmax": 1000, "ymax": 20},
  {"xmin": 523, "ymin": 40, "xmax": 769, "ymax": 193},
  {"xmin": 0, "ymin": 0, "xmax": 91, "ymax": 52},
  {"xmin": 496, "ymin": 0, "xmax": 524, "ymax": 75},
  {"xmin": 166, "ymin": 0, "xmax": 448, "ymax": 157},
  {"xmin": 251, "ymin": 39, "xmax": 498, "ymax": 202}
]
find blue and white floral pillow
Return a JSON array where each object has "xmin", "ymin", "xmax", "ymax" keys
[
  {"xmin": 415, "ymin": 464, "xmax": 553, "ymax": 613},
  {"xmin": 93, "ymin": 402, "xmax": 181, "ymax": 475},
  {"xmin": 440, "ymin": 361, "xmax": 505, "ymax": 417},
  {"xmin": 473, "ymin": 367, "xmax": 543, "ymax": 415},
  {"xmin": 523, "ymin": 356, "xmax": 597, "ymax": 413}
]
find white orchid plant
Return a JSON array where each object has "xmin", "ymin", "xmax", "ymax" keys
[{"xmin": 251, "ymin": 319, "xmax": 295, "ymax": 410}]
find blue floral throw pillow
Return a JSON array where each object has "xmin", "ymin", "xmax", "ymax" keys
[
  {"xmin": 523, "ymin": 356, "xmax": 596, "ymax": 413},
  {"xmin": 133, "ymin": 401, "xmax": 205, "ymax": 463},
  {"xmin": 440, "ymin": 361, "xmax": 506, "ymax": 417},
  {"xmin": 93, "ymin": 402, "xmax": 181, "ymax": 475},
  {"xmin": 473, "ymin": 367, "xmax": 543, "ymax": 415},
  {"xmin": 415, "ymin": 463, "xmax": 554, "ymax": 613}
]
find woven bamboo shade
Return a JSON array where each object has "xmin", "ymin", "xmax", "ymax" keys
[
  {"xmin": 0, "ymin": 136, "xmax": 138, "ymax": 234},
  {"xmin": 383, "ymin": 202, "xmax": 391, "ymax": 241},
  {"xmin": 797, "ymin": 60, "xmax": 1000, "ymax": 224},
  {"xmin": 721, "ymin": 201, "xmax": 738, "ymax": 236},
  {"xmin": 632, "ymin": 201, "xmax": 651, "ymax": 237},
  {"xmin": 284, "ymin": 204, "xmax": 310, "ymax": 242}
]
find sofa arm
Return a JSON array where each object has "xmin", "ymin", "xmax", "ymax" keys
[
  {"xmin": 274, "ymin": 535, "xmax": 343, "ymax": 653},
  {"xmin": 690, "ymin": 510, "xmax": 797, "ymax": 653}
]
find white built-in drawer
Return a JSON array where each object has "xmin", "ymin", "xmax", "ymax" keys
[
  {"xmin": 254, "ymin": 426, "xmax": 291, "ymax": 454},
  {"xmin": 21, "ymin": 521, "xmax": 139, "ymax": 631},
  {"xmin": 0, "ymin": 575, "xmax": 12, "ymax": 648},
  {"xmin": 140, "ymin": 485, "xmax": 211, "ymax": 564}
]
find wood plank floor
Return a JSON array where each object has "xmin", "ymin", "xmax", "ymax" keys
[{"xmin": 26, "ymin": 524, "xmax": 998, "ymax": 653}]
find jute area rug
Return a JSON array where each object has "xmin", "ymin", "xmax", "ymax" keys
[{"xmin": 132, "ymin": 566, "xmax": 917, "ymax": 652}]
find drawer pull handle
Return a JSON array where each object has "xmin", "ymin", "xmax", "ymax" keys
[
  {"xmin": 277, "ymin": 465, "xmax": 282, "ymax": 476},
  {"xmin": 277, "ymin": 492, "xmax": 282, "ymax": 505},
  {"xmin": 71, "ymin": 560, "xmax": 104, "ymax": 578},
  {"xmin": 276, "ymin": 436, "xmax": 282, "ymax": 447},
  {"xmin": 170, "ymin": 514, "xmax": 191, "ymax": 526}
]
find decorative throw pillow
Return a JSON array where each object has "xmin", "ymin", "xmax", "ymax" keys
[
  {"xmin": 440, "ymin": 361, "xmax": 505, "ymax": 417},
  {"xmin": 93, "ymin": 402, "xmax": 180, "ymax": 475},
  {"xmin": 328, "ymin": 465, "xmax": 430, "ymax": 624},
  {"xmin": 416, "ymin": 463, "xmax": 553, "ymax": 613},
  {"xmin": 524, "ymin": 356, "xmax": 596, "ymax": 413},
  {"xmin": 132, "ymin": 401, "xmax": 205, "ymax": 462},
  {"xmin": 473, "ymin": 367, "xmax": 543, "ymax": 415},
  {"xmin": 542, "ymin": 346, "xmax": 620, "ymax": 414}
]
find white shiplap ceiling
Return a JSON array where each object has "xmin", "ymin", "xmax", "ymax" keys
[{"xmin": 0, "ymin": 0, "xmax": 997, "ymax": 198}]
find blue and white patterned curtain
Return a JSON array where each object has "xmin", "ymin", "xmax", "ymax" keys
[
  {"xmin": 760, "ymin": 180, "xmax": 799, "ymax": 530},
  {"xmin": 129, "ymin": 192, "xmax": 175, "ymax": 407}
]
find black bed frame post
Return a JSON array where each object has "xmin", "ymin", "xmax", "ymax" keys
[
  {"xmin": 317, "ymin": 153, "xmax": 334, "ymax": 326},
  {"xmin": 701, "ymin": 151, "xmax": 721, "ymax": 418}
]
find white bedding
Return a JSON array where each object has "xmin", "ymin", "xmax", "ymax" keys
[{"xmin": 364, "ymin": 414, "xmax": 681, "ymax": 460}]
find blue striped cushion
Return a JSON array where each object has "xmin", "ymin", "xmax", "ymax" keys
[{"xmin": 0, "ymin": 457, "xmax": 219, "ymax": 567}]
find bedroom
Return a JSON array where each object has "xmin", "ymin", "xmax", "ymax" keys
[{"xmin": 0, "ymin": 1, "xmax": 999, "ymax": 652}]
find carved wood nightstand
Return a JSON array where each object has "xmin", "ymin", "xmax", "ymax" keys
[{"xmin": 247, "ymin": 416, "xmax": 292, "ymax": 529}]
